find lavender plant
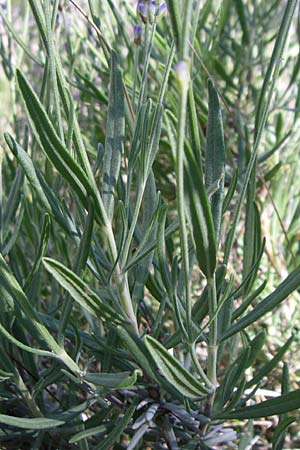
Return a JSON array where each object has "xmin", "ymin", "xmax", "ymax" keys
[{"xmin": 0, "ymin": 0, "xmax": 300, "ymax": 449}]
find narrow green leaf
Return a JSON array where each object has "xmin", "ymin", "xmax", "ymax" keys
[
  {"xmin": 16, "ymin": 70, "xmax": 102, "ymax": 220},
  {"xmin": 205, "ymin": 79, "xmax": 225, "ymax": 240},
  {"xmin": 28, "ymin": 0, "xmax": 48, "ymax": 50},
  {"xmin": 146, "ymin": 104, "xmax": 163, "ymax": 175},
  {"xmin": 102, "ymin": 51, "xmax": 125, "ymax": 219},
  {"xmin": 246, "ymin": 331, "xmax": 266, "ymax": 369},
  {"xmin": 221, "ymin": 377, "xmax": 247, "ymax": 415},
  {"xmin": 254, "ymin": 0, "xmax": 297, "ymax": 138},
  {"xmin": 0, "ymin": 414, "xmax": 64, "ymax": 430},
  {"xmin": 54, "ymin": 400, "xmax": 92, "ymax": 423},
  {"xmin": 144, "ymin": 335, "xmax": 211, "ymax": 399},
  {"xmin": 222, "ymin": 169, "xmax": 238, "ymax": 213},
  {"xmin": 24, "ymin": 214, "xmax": 50, "ymax": 289},
  {"xmin": 232, "ymin": 280, "xmax": 267, "ymax": 321},
  {"xmin": 220, "ymin": 348, "xmax": 250, "ymax": 406},
  {"xmin": 187, "ymin": 85, "xmax": 202, "ymax": 168},
  {"xmin": 116, "ymin": 326, "xmax": 157, "ymax": 381},
  {"xmin": 165, "ymin": 0, "xmax": 181, "ymax": 50},
  {"xmin": 0, "ymin": 369, "xmax": 14, "ymax": 381},
  {"xmin": 185, "ymin": 144, "xmax": 216, "ymax": 278},
  {"xmin": 233, "ymin": 0, "xmax": 250, "ymax": 45},
  {"xmin": 0, "ymin": 254, "xmax": 80, "ymax": 373},
  {"xmin": 272, "ymin": 417, "xmax": 296, "ymax": 450},
  {"xmin": 2, "ymin": 165, "xmax": 24, "ymax": 236},
  {"xmin": 243, "ymin": 200, "xmax": 262, "ymax": 297},
  {"xmin": 224, "ymin": 0, "xmax": 297, "ymax": 263},
  {"xmin": 84, "ymin": 369, "xmax": 141, "ymax": 389},
  {"xmin": 69, "ymin": 424, "xmax": 107, "ymax": 444},
  {"xmin": 0, "ymin": 253, "xmax": 60, "ymax": 354},
  {"xmin": 2, "ymin": 201, "xmax": 24, "ymax": 256},
  {"xmin": 4, "ymin": 133, "xmax": 52, "ymax": 213},
  {"xmin": 220, "ymin": 267, "xmax": 300, "ymax": 342},
  {"xmin": 246, "ymin": 334, "xmax": 295, "ymax": 389},
  {"xmin": 215, "ymin": 389, "xmax": 300, "ymax": 420},
  {"xmin": 43, "ymin": 258, "xmax": 122, "ymax": 321},
  {"xmin": 272, "ymin": 363, "xmax": 292, "ymax": 450},
  {"xmin": 0, "ymin": 322, "xmax": 54, "ymax": 358},
  {"xmin": 0, "ymin": 9, "xmax": 43, "ymax": 65},
  {"xmin": 94, "ymin": 399, "xmax": 138, "ymax": 450}
]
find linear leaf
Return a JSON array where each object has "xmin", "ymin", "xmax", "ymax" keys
[
  {"xmin": 16, "ymin": 70, "xmax": 103, "ymax": 221},
  {"xmin": 4, "ymin": 133, "xmax": 52, "ymax": 213},
  {"xmin": 272, "ymin": 417, "xmax": 296, "ymax": 450},
  {"xmin": 0, "ymin": 415, "xmax": 64, "ymax": 430},
  {"xmin": 84, "ymin": 369, "xmax": 141, "ymax": 389},
  {"xmin": 144, "ymin": 335, "xmax": 211, "ymax": 399},
  {"xmin": 103, "ymin": 51, "xmax": 125, "ymax": 219},
  {"xmin": 69, "ymin": 424, "xmax": 107, "ymax": 444},
  {"xmin": 0, "ymin": 369, "xmax": 14, "ymax": 381},
  {"xmin": 205, "ymin": 79, "xmax": 225, "ymax": 240},
  {"xmin": 116, "ymin": 326, "xmax": 157, "ymax": 380},
  {"xmin": 24, "ymin": 214, "xmax": 50, "ymax": 289},
  {"xmin": 220, "ymin": 266, "xmax": 300, "ymax": 342},
  {"xmin": 233, "ymin": 0, "xmax": 249, "ymax": 44},
  {"xmin": 215, "ymin": 389, "xmax": 300, "ymax": 419},
  {"xmin": 246, "ymin": 334, "xmax": 295, "ymax": 389},
  {"xmin": 0, "ymin": 254, "xmax": 80, "ymax": 373},
  {"xmin": 165, "ymin": 0, "xmax": 181, "ymax": 50},
  {"xmin": 185, "ymin": 145, "xmax": 216, "ymax": 278},
  {"xmin": 43, "ymin": 258, "xmax": 122, "ymax": 321},
  {"xmin": 94, "ymin": 399, "xmax": 138, "ymax": 450},
  {"xmin": 220, "ymin": 348, "xmax": 250, "ymax": 406},
  {"xmin": 0, "ymin": 322, "xmax": 54, "ymax": 358},
  {"xmin": 0, "ymin": 9, "xmax": 43, "ymax": 65},
  {"xmin": 0, "ymin": 253, "xmax": 60, "ymax": 354}
]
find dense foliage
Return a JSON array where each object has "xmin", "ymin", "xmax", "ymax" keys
[{"xmin": 0, "ymin": 0, "xmax": 300, "ymax": 448}]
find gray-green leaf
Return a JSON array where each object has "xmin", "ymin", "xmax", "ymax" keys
[
  {"xmin": 144, "ymin": 335, "xmax": 211, "ymax": 399},
  {"xmin": 205, "ymin": 79, "xmax": 225, "ymax": 241}
]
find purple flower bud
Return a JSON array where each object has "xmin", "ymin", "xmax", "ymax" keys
[
  {"xmin": 157, "ymin": 2, "xmax": 167, "ymax": 20},
  {"xmin": 133, "ymin": 24, "xmax": 143, "ymax": 46},
  {"xmin": 137, "ymin": 1, "xmax": 148, "ymax": 23},
  {"xmin": 148, "ymin": 1, "xmax": 157, "ymax": 24}
]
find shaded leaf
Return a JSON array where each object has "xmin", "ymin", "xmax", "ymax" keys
[
  {"xmin": 215, "ymin": 390, "xmax": 300, "ymax": 419},
  {"xmin": 0, "ymin": 415, "xmax": 64, "ymax": 430}
]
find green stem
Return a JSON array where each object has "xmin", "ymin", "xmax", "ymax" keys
[
  {"xmin": 121, "ymin": 178, "xmax": 147, "ymax": 268},
  {"xmin": 190, "ymin": 343, "xmax": 213, "ymax": 389},
  {"xmin": 14, "ymin": 371, "xmax": 42, "ymax": 417},
  {"xmin": 105, "ymin": 222, "xmax": 139, "ymax": 335},
  {"xmin": 57, "ymin": 199, "xmax": 94, "ymax": 347}
]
